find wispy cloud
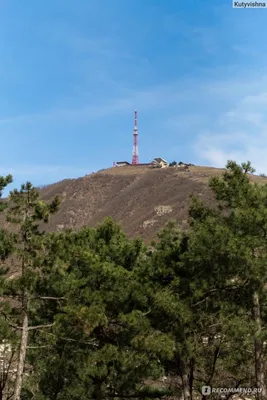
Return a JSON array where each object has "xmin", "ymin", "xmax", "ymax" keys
[
  {"xmin": 195, "ymin": 77, "xmax": 267, "ymax": 174},
  {"xmin": 0, "ymin": 79, "xmax": 198, "ymax": 126}
]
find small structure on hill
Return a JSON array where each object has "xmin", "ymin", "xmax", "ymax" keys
[
  {"xmin": 153, "ymin": 158, "xmax": 168, "ymax": 168},
  {"xmin": 177, "ymin": 161, "xmax": 195, "ymax": 168},
  {"xmin": 114, "ymin": 157, "xmax": 169, "ymax": 168},
  {"xmin": 115, "ymin": 161, "xmax": 153, "ymax": 167},
  {"xmin": 133, "ymin": 163, "xmax": 153, "ymax": 167},
  {"xmin": 115, "ymin": 161, "xmax": 131, "ymax": 167}
]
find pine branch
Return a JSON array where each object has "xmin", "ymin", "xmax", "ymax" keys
[
  {"xmin": 28, "ymin": 323, "xmax": 54, "ymax": 331},
  {"xmin": 36, "ymin": 296, "xmax": 66, "ymax": 301},
  {"xmin": 27, "ymin": 345, "xmax": 53, "ymax": 349},
  {"xmin": 193, "ymin": 282, "xmax": 249, "ymax": 307},
  {"xmin": 5, "ymin": 318, "xmax": 54, "ymax": 331},
  {"xmin": 38, "ymin": 330, "xmax": 99, "ymax": 346},
  {"xmin": 7, "ymin": 391, "xmax": 15, "ymax": 400}
]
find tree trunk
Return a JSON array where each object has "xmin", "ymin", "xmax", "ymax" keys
[
  {"xmin": 181, "ymin": 372, "xmax": 190, "ymax": 400},
  {"xmin": 189, "ymin": 358, "xmax": 194, "ymax": 400},
  {"xmin": 92, "ymin": 379, "xmax": 104, "ymax": 400},
  {"xmin": 252, "ymin": 291, "xmax": 266, "ymax": 400},
  {"xmin": 179, "ymin": 360, "xmax": 190, "ymax": 400},
  {"xmin": 13, "ymin": 311, "xmax": 28, "ymax": 400}
]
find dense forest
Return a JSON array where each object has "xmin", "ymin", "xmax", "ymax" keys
[{"xmin": 0, "ymin": 161, "xmax": 267, "ymax": 400}]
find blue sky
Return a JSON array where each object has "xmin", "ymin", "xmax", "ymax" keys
[{"xmin": 1, "ymin": 0, "xmax": 267, "ymax": 194}]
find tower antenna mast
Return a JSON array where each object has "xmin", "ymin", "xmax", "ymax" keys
[{"xmin": 132, "ymin": 109, "xmax": 139, "ymax": 164}]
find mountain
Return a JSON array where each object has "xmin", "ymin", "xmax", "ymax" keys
[{"xmin": 37, "ymin": 164, "xmax": 266, "ymax": 242}]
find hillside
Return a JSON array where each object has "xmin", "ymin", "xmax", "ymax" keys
[{"xmin": 37, "ymin": 164, "xmax": 267, "ymax": 242}]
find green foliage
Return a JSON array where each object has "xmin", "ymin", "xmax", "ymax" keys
[
  {"xmin": 0, "ymin": 174, "xmax": 12, "ymax": 211},
  {"xmin": 1, "ymin": 160, "xmax": 267, "ymax": 399},
  {"xmin": 0, "ymin": 179, "xmax": 61, "ymax": 399},
  {"xmin": 26, "ymin": 221, "xmax": 169, "ymax": 399},
  {"xmin": 184, "ymin": 160, "xmax": 267, "ymax": 397}
]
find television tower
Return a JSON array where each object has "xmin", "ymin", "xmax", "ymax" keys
[{"xmin": 132, "ymin": 109, "xmax": 139, "ymax": 164}]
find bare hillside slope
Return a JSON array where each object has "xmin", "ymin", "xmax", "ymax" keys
[
  {"xmin": 3, "ymin": 164, "xmax": 264, "ymax": 243},
  {"xmin": 37, "ymin": 164, "xmax": 243, "ymax": 241}
]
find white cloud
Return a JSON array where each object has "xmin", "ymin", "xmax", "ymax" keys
[{"xmin": 195, "ymin": 83, "xmax": 267, "ymax": 174}]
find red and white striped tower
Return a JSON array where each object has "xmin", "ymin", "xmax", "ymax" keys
[{"xmin": 132, "ymin": 109, "xmax": 139, "ymax": 164}]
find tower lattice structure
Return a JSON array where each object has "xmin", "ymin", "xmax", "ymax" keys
[{"xmin": 132, "ymin": 109, "xmax": 139, "ymax": 164}]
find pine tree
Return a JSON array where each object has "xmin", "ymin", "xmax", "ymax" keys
[
  {"xmin": 138, "ymin": 222, "xmax": 201, "ymax": 400},
  {"xmin": 26, "ymin": 219, "xmax": 174, "ymax": 399},
  {"xmin": 186, "ymin": 161, "xmax": 267, "ymax": 399},
  {"xmin": 0, "ymin": 175, "xmax": 17, "ymax": 400},
  {"xmin": 1, "ymin": 182, "xmax": 60, "ymax": 400}
]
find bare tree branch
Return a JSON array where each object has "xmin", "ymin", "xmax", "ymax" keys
[
  {"xmin": 36, "ymin": 296, "xmax": 66, "ymax": 301},
  {"xmin": 28, "ymin": 323, "xmax": 54, "ymax": 331},
  {"xmin": 26, "ymin": 345, "xmax": 53, "ymax": 349}
]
